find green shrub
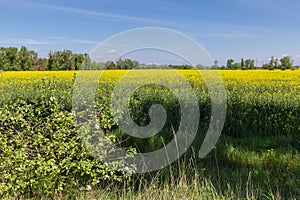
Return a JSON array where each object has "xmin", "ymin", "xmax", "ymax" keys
[{"xmin": 0, "ymin": 97, "xmax": 129, "ymax": 198}]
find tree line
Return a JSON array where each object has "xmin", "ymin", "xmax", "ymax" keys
[
  {"xmin": 0, "ymin": 46, "xmax": 87, "ymax": 71},
  {"xmin": 220, "ymin": 56, "xmax": 297, "ymax": 70},
  {"xmin": 0, "ymin": 46, "xmax": 299, "ymax": 71},
  {"xmin": 0, "ymin": 46, "xmax": 141, "ymax": 71}
]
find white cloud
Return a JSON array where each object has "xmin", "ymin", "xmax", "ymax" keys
[
  {"xmin": 47, "ymin": 36, "xmax": 98, "ymax": 44},
  {"xmin": 200, "ymin": 32, "xmax": 259, "ymax": 39},
  {"xmin": 71, "ymin": 39, "xmax": 98, "ymax": 44},
  {"xmin": 106, "ymin": 49, "xmax": 117, "ymax": 54},
  {"xmin": 0, "ymin": 39, "xmax": 50, "ymax": 45},
  {"xmin": 47, "ymin": 36, "xmax": 68, "ymax": 40},
  {"xmin": 24, "ymin": 1, "xmax": 163, "ymax": 24}
]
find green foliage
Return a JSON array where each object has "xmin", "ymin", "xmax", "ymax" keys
[
  {"xmin": 0, "ymin": 47, "xmax": 88, "ymax": 71},
  {"xmin": 47, "ymin": 50, "xmax": 75, "ymax": 70},
  {"xmin": 34, "ymin": 58, "xmax": 48, "ymax": 71},
  {"xmin": 105, "ymin": 58, "xmax": 139, "ymax": 70},
  {"xmin": 19, "ymin": 46, "xmax": 37, "ymax": 70},
  {"xmin": 73, "ymin": 54, "xmax": 84, "ymax": 70},
  {"xmin": 226, "ymin": 59, "xmax": 234, "ymax": 69},
  {"xmin": 280, "ymin": 56, "xmax": 293, "ymax": 70},
  {"xmin": 244, "ymin": 59, "xmax": 255, "ymax": 69},
  {"xmin": 1, "ymin": 47, "xmax": 20, "ymax": 70},
  {"xmin": 0, "ymin": 94, "xmax": 130, "ymax": 199}
]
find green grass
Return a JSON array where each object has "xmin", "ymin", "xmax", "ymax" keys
[
  {"xmin": 71, "ymin": 133, "xmax": 300, "ymax": 199},
  {"xmin": 7, "ymin": 133, "xmax": 299, "ymax": 199}
]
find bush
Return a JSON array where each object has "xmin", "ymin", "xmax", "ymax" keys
[{"xmin": 0, "ymin": 97, "xmax": 129, "ymax": 198}]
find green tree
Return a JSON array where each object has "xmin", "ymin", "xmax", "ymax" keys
[
  {"xmin": 263, "ymin": 63, "xmax": 271, "ymax": 70},
  {"xmin": 19, "ymin": 46, "xmax": 37, "ymax": 70},
  {"xmin": 226, "ymin": 59, "xmax": 234, "ymax": 69},
  {"xmin": 105, "ymin": 61, "xmax": 116, "ymax": 69},
  {"xmin": 213, "ymin": 60, "xmax": 218, "ymax": 68},
  {"xmin": 250, "ymin": 59, "xmax": 255, "ymax": 69},
  {"xmin": 5, "ymin": 47, "xmax": 20, "ymax": 70},
  {"xmin": 116, "ymin": 58, "xmax": 124, "ymax": 69},
  {"xmin": 73, "ymin": 54, "xmax": 84, "ymax": 70},
  {"xmin": 241, "ymin": 58, "xmax": 244, "ymax": 69},
  {"xmin": 60, "ymin": 50, "xmax": 73, "ymax": 70},
  {"xmin": 96, "ymin": 62, "xmax": 106, "ymax": 70},
  {"xmin": 47, "ymin": 50, "xmax": 74, "ymax": 70},
  {"xmin": 124, "ymin": 58, "xmax": 134, "ymax": 69},
  {"xmin": 274, "ymin": 58, "xmax": 279, "ymax": 69},
  {"xmin": 269, "ymin": 56, "xmax": 275, "ymax": 69},
  {"xmin": 0, "ymin": 47, "xmax": 6, "ymax": 70},
  {"xmin": 35, "ymin": 58, "xmax": 48, "ymax": 71},
  {"xmin": 47, "ymin": 51, "xmax": 58, "ymax": 70},
  {"xmin": 82, "ymin": 53, "xmax": 92, "ymax": 69},
  {"xmin": 280, "ymin": 56, "xmax": 293, "ymax": 70},
  {"xmin": 244, "ymin": 59, "xmax": 255, "ymax": 69},
  {"xmin": 232, "ymin": 62, "xmax": 241, "ymax": 69},
  {"xmin": 132, "ymin": 60, "xmax": 139, "ymax": 68}
]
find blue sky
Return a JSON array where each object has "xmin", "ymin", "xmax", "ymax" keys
[{"xmin": 1, "ymin": 0, "xmax": 300, "ymax": 65}]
